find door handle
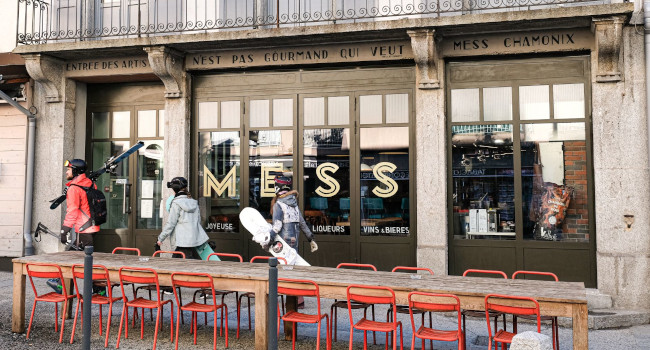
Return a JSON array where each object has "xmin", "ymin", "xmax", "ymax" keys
[{"xmin": 123, "ymin": 183, "xmax": 132, "ymax": 215}]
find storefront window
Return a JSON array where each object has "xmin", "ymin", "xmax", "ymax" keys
[
  {"xmin": 136, "ymin": 141, "xmax": 164, "ymax": 229},
  {"xmin": 521, "ymin": 123, "xmax": 588, "ymax": 242},
  {"xmin": 359, "ymin": 127, "xmax": 410, "ymax": 236},
  {"xmin": 198, "ymin": 131, "xmax": 240, "ymax": 233},
  {"xmin": 303, "ymin": 128, "xmax": 351, "ymax": 235},
  {"xmin": 451, "ymin": 125, "xmax": 515, "ymax": 240}
]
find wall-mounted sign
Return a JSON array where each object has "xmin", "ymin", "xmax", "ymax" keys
[
  {"xmin": 186, "ymin": 41, "xmax": 413, "ymax": 70},
  {"xmin": 64, "ymin": 57, "xmax": 151, "ymax": 77},
  {"xmin": 441, "ymin": 29, "xmax": 593, "ymax": 57}
]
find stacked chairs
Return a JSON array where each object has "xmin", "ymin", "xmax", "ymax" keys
[
  {"xmin": 277, "ymin": 278, "xmax": 331, "ymax": 350},
  {"xmin": 171, "ymin": 272, "xmax": 229, "ymax": 350},
  {"xmin": 69, "ymin": 264, "xmax": 122, "ymax": 347},
  {"xmin": 512, "ymin": 270, "xmax": 560, "ymax": 350},
  {"xmin": 347, "ymin": 284, "xmax": 403, "ymax": 350},
  {"xmin": 330, "ymin": 263, "xmax": 378, "ymax": 344},
  {"xmin": 461, "ymin": 269, "xmax": 508, "ymax": 347},
  {"xmin": 25, "ymin": 263, "xmax": 76, "ymax": 343},
  {"xmin": 408, "ymin": 292, "xmax": 464, "ymax": 350},
  {"xmin": 135, "ymin": 250, "xmax": 186, "ymax": 324},
  {"xmin": 238, "ymin": 256, "xmax": 288, "ymax": 338},
  {"xmin": 116, "ymin": 266, "xmax": 174, "ymax": 350},
  {"xmin": 388, "ymin": 266, "xmax": 434, "ymax": 348},
  {"xmin": 485, "ymin": 294, "xmax": 541, "ymax": 350}
]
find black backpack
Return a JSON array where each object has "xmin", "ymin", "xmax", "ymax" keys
[{"xmin": 72, "ymin": 183, "xmax": 108, "ymax": 228}]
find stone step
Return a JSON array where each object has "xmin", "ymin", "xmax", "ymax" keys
[{"xmin": 557, "ymin": 309, "xmax": 650, "ymax": 329}]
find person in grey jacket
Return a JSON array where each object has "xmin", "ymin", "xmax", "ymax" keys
[{"xmin": 157, "ymin": 177, "xmax": 209, "ymax": 259}]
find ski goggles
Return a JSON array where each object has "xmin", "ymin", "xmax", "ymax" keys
[{"xmin": 64, "ymin": 160, "xmax": 72, "ymax": 168}]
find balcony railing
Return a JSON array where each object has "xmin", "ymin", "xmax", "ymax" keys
[{"xmin": 17, "ymin": 0, "xmax": 607, "ymax": 45}]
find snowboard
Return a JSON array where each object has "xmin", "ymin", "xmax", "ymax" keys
[{"xmin": 239, "ymin": 207, "xmax": 310, "ymax": 266}]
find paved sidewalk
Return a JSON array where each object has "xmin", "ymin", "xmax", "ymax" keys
[{"xmin": 1, "ymin": 271, "xmax": 648, "ymax": 349}]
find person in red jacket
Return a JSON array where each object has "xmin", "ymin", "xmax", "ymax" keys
[{"xmin": 59, "ymin": 159, "xmax": 100, "ymax": 247}]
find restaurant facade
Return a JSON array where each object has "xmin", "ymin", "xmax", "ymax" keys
[{"xmin": 9, "ymin": 1, "xmax": 650, "ymax": 309}]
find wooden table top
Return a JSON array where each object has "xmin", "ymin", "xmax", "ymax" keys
[{"xmin": 14, "ymin": 251, "xmax": 586, "ymax": 305}]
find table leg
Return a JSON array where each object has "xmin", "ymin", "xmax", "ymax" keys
[
  {"xmin": 572, "ymin": 303, "xmax": 588, "ymax": 350},
  {"xmin": 284, "ymin": 296, "xmax": 297, "ymax": 341},
  {"xmin": 12, "ymin": 262, "xmax": 26, "ymax": 333},
  {"xmin": 254, "ymin": 281, "xmax": 268, "ymax": 350}
]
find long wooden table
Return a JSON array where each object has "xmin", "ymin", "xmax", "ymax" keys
[{"xmin": 12, "ymin": 252, "xmax": 588, "ymax": 349}]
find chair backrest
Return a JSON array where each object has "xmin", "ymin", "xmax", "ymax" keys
[
  {"xmin": 209, "ymin": 252, "xmax": 243, "ymax": 262},
  {"xmin": 26, "ymin": 263, "xmax": 68, "ymax": 296},
  {"xmin": 512, "ymin": 270, "xmax": 559, "ymax": 281},
  {"xmin": 112, "ymin": 247, "xmax": 141, "ymax": 255},
  {"xmin": 463, "ymin": 269, "xmax": 508, "ymax": 279},
  {"xmin": 152, "ymin": 250, "xmax": 185, "ymax": 258},
  {"xmin": 408, "ymin": 292, "xmax": 461, "ymax": 334},
  {"xmin": 336, "ymin": 262, "xmax": 377, "ymax": 271},
  {"xmin": 250, "ymin": 256, "xmax": 288, "ymax": 265},
  {"xmin": 171, "ymin": 272, "xmax": 215, "ymax": 306},
  {"xmin": 71, "ymin": 264, "xmax": 113, "ymax": 298},
  {"xmin": 392, "ymin": 266, "xmax": 434, "ymax": 275},
  {"xmin": 310, "ymin": 197, "xmax": 328, "ymax": 210},
  {"xmin": 347, "ymin": 285, "xmax": 397, "ymax": 325},
  {"xmin": 119, "ymin": 267, "xmax": 160, "ymax": 301},
  {"xmin": 278, "ymin": 278, "xmax": 322, "ymax": 312},
  {"xmin": 485, "ymin": 294, "xmax": 541, "ymax": 336}
]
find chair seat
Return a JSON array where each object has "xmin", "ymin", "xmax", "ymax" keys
[
  {"xmin": 282, "ymin": 310, "xmax": 324, "ymax": 324},
  {"xmin": 126, "ymin": 297, "xmax": 171, "ymax": 309},
  {"xmin": 354, "ymin": 318, "xmax": 400, "ymax": 333},
  {"xmin": 415, "ymin": 326, "xmax": 461, "ymax": 342},
  {"xmin": 332, "ymin": 300, "xmax": 371, "ymax": 310},
  {"xmin": 36, "ymin": 292, "xmax": 74, "ymax": 303},
  {"xmin": 493, "ymin": 329, "xmax": 516, "ymax": 344},
  {"xmin": 180, "ymin": 301, "xmax": 224, "ymax": 313}
]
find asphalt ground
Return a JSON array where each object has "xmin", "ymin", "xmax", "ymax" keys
[{"xmin": 0, "ymin": 271, "xmax": 648, "ymax": 349}]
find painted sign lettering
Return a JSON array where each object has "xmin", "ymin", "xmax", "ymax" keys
[
  {"xmin": 315, "ymin": 163, "xmax": 340, "ymax": 197},
  {"xmin": 203, "ymin": 165, "xmax": 237, "ymax": 197}
]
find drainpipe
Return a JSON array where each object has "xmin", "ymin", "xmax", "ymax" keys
[{"xmin": 0, "ymin": 76, "xmax": 36, "ymax": 256}]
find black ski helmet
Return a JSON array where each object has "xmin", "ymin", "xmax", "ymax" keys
[
  {"xmin": 167, "ymin": 176, "xmax": 188, "ymax": 193},
  {"xmin": 65, "ymin": 159, "xmax": 87, "ymax": 177},
  {"xmin": 274, "ymin": 175, "xmax": 292, "ymax": 194}
]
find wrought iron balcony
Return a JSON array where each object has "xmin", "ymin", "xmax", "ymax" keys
[{"xmin": 17, "ymin": 0, "xmax": 608, "ymax": 45}]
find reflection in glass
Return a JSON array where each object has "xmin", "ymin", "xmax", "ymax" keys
[
  {"xmin": 359, "ymin": 127, "xmax": 410, "ymax": 236},
  {"xmin": 92, "ymin": 141, "xmax": 130, "ymax": 229},
  {"xmin": 451, "ymin": 125, "xmax": 515, "ymax": 240},
  {"xmin": 328, "ymin": 96, "xmax": 349, "ymax": 125},
  {"xmin": 221, "ymin": 101, "xmax": 240, "ymax": 129},
  {"xmin": 303, "ymin": 128, "xmax": 350, "ymax": 235},
  {"xmin": 483, "ymin": 87, "xmax": 512, "ymax": 121},
  {"xmin": 112, "ymin": 111, "xmax": 131, "ymax": 138},
  {"xmin": 273, "ymin": 99, "xmax": 293, "ymax": 127},
  {"xmin": 138, "ymin": 110, "xmax": 157, "ymax": 137},
  {"xmin": 249, "ymin": 130, "xmax": 294, "ymax": 220},
  {"xmin": 519, "ymin": 85, "xmax": 550, "ymax": 120},
  {"xmin": 521, "ymin": 123, "xmax": 587, "ymax": 242},
  {"xmin": 386, "ymin": 94, "xmax": 409, "ymax": 123},
  {"xmin": 360, "ymin": 95, "xmax": 382, "ymax": 124},
  {"xmin": 92, "ymin": 112, "xmax": 109, "ymax": 139},
  {"xmin": 198, "ymin": 132, "xmax": 241, "ymax": 233},
  {"xmin": 451, "ymin": 89, "xmax": 479, "ymax": 122},
  {"xmin": 199, "ymin": 102, "xmax": 219, "ymax": 129},
  {"xmin": 250, "ymin": 100, "xmax": 270, "ymax": 128},
  {"xmin": 304, "ymin": 97, "xmax": 325, "ymax": 126},
  {"xmin": 553, "ymin": 84, "xmax": 585, "ymax": 119},
  {"xmin": 137, "ymin": 141, "xmax": 164, "ymax": 229}
]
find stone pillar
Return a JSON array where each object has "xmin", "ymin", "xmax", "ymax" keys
[
  {"xmin": 23, "ymin": 54, "xmax": 77, "ymax": 254},
  {"xmin": 590, "ymin": 20, "xmax": 650, "ymax": 309},
  {"xmin": 408, "ymin": 29, "xmax": 448, "ymax": 275},
  {"xmin": 145, "ymin": 46, "xmax": 191, "ymax": 250}
]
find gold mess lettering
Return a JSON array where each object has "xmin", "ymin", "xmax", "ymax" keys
[
  {"xmin": 372, "ymin": 162, "xmax": 398, "ymax": 198},
  {"xmin": 203, "ymin": 165, "xmax": 237, "ymax": 197},
  {"xmin": 315, "ymin": 163, "xmax": 340, "ymax": 197}
]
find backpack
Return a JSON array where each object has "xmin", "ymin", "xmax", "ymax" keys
[{"xmin": 72, "ymin": 183, "xmax": 108, "ymax": 228}]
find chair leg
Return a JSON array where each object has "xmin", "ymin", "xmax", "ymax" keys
[
  {"xmin": 348, "ymin": 325, "xmax": 354, "ymax": 350},
  {"xmin": 58, "ymin": 300, "xmax": 68, "ymax": 343},
  {"xmin": 54, "ymin": 302, "xmax": 58, "ymax": 332},
  {"xmin": 26, "ymin": 300, "xmax": 37, "ymax": 339},
  {"xmin": 105, "ymin": 302, "xmax": 114, "ymax": 348},
  {"xmin": 175, "ymin": 306, "xmax": 181, "ymax": 350},
  {"xmin": 371, "ymin": 304, "xmax": 377, "ymax": 345},
  {"xmin": 224, "ymin": 305, "xmax": 229, "ymax": 348},
  {"xmin": 213, "ymin": 309, "xmax": 218, "ymax": 350},
  {"xmin": 116, "ymin": 304, "xmax": 126, "ymax": 349},
  {"xmin": 70, "ymin": 299, "xmax": 81, "ymax": 343},
  {"xmin": 152, "ymin": 308, "xmax": 161, "ymax": 350},
  {"xmin": 236, "ymin": 295, "xmax": 241, "ymax": 339},
  {"xmin": 292, "ymin": 321, "xmax": 297, "ymax": 350}
]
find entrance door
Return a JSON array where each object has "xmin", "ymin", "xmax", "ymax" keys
[{"xmin": 87, "ymin": 84, "xmax": 165, "ymax": 254}]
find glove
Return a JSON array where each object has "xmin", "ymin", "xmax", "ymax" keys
[
  {"xmin": 310, "ymin": 240, "xmax": 318, "ymax": 253},
  {"xmin": 60, "ymin": 226, "xmax": 72, "ymax": 244}
]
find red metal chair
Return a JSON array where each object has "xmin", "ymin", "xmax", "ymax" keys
[
  {"xmin": 330, "ymin": 263, "xmax": 378, "ymax": 344},
  {"xmin": 461, "ymin": 269, "xmax": 508, "ymax": 347},
  {"xmin": 237, "ymin": 256, "xmax": 288, "ymax": 338},
  {"xmin": 112, "ymin": 247, "xmax": 141, "ymax": 255},
  {"xmin": 194, "ymin": 253, "xmax": 244, "ymax": 333},
  {"xmin": 171, "ymin": 272, "xmax": 229, "ymax": 350},
  {"xmin": 347, "ymin": 284, "xmax": 403, "ymax": 350},
  {"xmin": 25, "ymin": 263, "xmax": 76, "ymax": 343},
  {"xmin": 69, "ymin": 264, "xmax": 122, "ymax": 347},
  {"xmin": 277, "ymin": 278, "xmax": 331, "ymax": 350},
  {"xmin": 136, "ymin": 251, "xmax": 186, "ymax": 324},
  {"xmin": 512, "ymin": 270, "xmax": 560, "ymax": 350},
  {"xmin": 388, "ymin": 267, "xmax": 434, "ymax": 348},
  {"xmin": 485, "ymin": 294, "xmax": 541, "ymax": 350},
  {"xmin": 408, "ymin": 292, "xmax": 464, "ymax": 350},
  {"xmin": 116, "ymin": 266, "xmax": 174, "ymax": 350}
]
